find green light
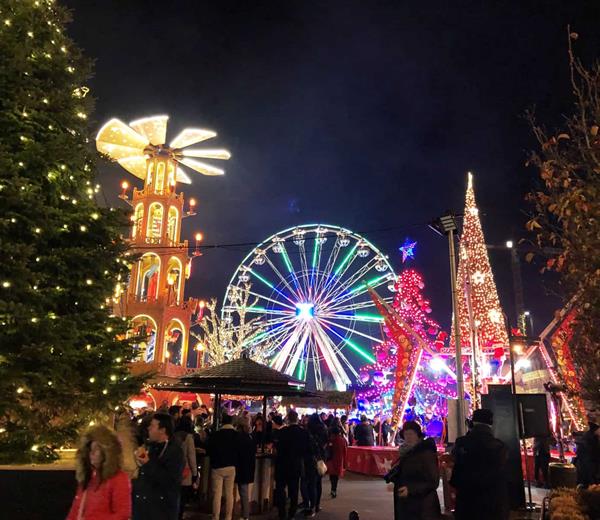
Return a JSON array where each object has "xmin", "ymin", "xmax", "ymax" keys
[
  {"xmin": 281, "ymin": 247, "xmax": 294, "ymax": 274},
  {"xmin": 297, "ymin": 356, "xmax": 306, "ymax": 380},
  {"xmin": 312, "ymin": 239, "xmax": 320, "ymax": 269},
  {"xmin": 247, "ymin": 306, "xmax": 268, "ymax": 313},
  {"xmin": 349, "ymin": 274, "xmax": 388, "ymax": 294},
  {"xmin": 343, "ymin": 337, "xmax": 375, "ymax": 363},
  {"xmin": 333, "ymin": 243, "xmax": 358, "ymax": 276},
  {"xmin": 352, "ymin": 313, "xmax": 384, "ymax": 323},
  {"xmin": 249, "ymin": 268, "xmax": 274, "ymax": 289}
]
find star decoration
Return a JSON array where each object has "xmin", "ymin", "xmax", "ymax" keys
[
  {"xmin": 472, "ymin": 271, "xmax": 486, "ymax": 284},
  {"xmin": 399, "ymin": 239, "xmax": 417, "ymax": 263}
]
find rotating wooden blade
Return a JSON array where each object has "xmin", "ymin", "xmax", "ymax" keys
[
  {"xmin": 118, "ymin": 156, "xmax": 148, "ymax": 180},
  {"xmin": 179, "ymin": 157, "xmax": 225, "ymax": 176},
  {"xmin": 170, "ymin": 128, "xmax": 216, "ymax": 149},
  {"xmin": 176, "ymin": 166, "xmax": 192, "ymax": 184},
  {"xmin": 182, "ymin": 148, "xmax": 231, "ymax": 160},
  {"xmin": 96, "ymin": 118, "xmax": 149, "ymax": 157},
  {"xmin": 129, "ymin": 115, "xmax": 169, "ymax": 146}
]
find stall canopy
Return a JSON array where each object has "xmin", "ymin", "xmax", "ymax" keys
[
  {"xmin": 151, "ymin": 355, "xmax": 311, "ymax": 397},
  {"xmin": 281, "ymin": 391, "xmax": 355, "ymax": 410}
]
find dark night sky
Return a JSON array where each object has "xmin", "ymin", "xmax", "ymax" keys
[{"xmin": 64, "ymin": 0, "xmax": 600, "ymax": 334}]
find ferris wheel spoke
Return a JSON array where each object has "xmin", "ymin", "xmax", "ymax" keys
[
  {"xmin": 279, "ymin": 243, "xmax": 306, "ymax": 300},
  {"xmin": 284, "ymin": 325, "xmax": 310, "ymax": 377},
  {"xmin": 320, "ymin": 256, "xmax": 379, "ymax": 306},
  {"xmin": 327, "ymin": 272, "xmax": 390, "ymax": 312},
  {"xmin": 325, "ymin": 299, "xmax": 382, "ymax": 314},
  {"xmin": 298, "ymin": 242, "xmax": 311, "ymax": 297},
  {"xmin": 313, "ymin": 240, "xmax": 342, "ymax": 297},
  {"xmin": 263, "ymin": 254, "xmax": 302, "ymax": 302},
  {"xmin": 239, "ymin": 289, "xmax": 297, "ymax": 312},
  {"xmin": 320, "ymin": 241, "xmax": 360, "ymax": 297},
  {"xmin": 318, "ymin": 320, "xmax": 376, "ymax": 364},
  {"xmin": 311, "ymin": 321, "xmax": 351, "ymax": 390},
  {"xmin": 318, "ymin": 316, "xmax": 383, "ymax": 344},
  {"xmin": 311, "ymin": 338, "xmax": 323, "ymax": 390},
  {"xmin": 310, "ymin": 235, "xmax": 325, "ymax": 292},
  {"xmin": 246, "ymin": 267, "xmax": 298, "ymax": 306},
  {"xmin": 271, "ymin": 323, "xmax": 303, "ymax": 372}
]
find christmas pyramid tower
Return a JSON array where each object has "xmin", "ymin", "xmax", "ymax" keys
[{"xmin": 454, "ymin": 173, "xmax": 508, "ymax": 352}]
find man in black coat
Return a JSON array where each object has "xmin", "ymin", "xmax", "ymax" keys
[
  {"xmin": 133, "ymin": 412, "xmax": 185, "ymax": 520},
  {"xmin": 275, "ymin": 410, "xmax": 310, "ymax": 519},
  {"xmin": 353, "ymin": 415, "xmax": 375, "ymax": 446},
  {"xmin": 450, "ymin": 408, "xmax": 509, "ymax": 520}
]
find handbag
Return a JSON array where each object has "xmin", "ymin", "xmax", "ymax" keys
[{"xmin": 316, "ymin": 459, "xmax": 328, "ymax": 477}]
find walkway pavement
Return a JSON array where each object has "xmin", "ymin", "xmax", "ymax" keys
[{"xmin": 186, "ymin": 472, "xmax": 547, "ymax": 519}]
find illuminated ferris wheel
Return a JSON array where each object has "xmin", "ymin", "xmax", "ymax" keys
[{"xmin": 222, "ymin": 224, "xmax": 397, "ymax": 391}]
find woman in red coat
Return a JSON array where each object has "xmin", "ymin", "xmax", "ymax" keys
[
  {"xmin": 327, "ymin": 425, "xmax": 348, "ymax": 498},
  {"xmin": 66, "ymin": 424, "xmax": 131, "ymax": 520}
]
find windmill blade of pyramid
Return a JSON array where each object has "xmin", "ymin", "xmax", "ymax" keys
[
  {"xmin": 169, "ymin": 128, "xmax": 217, "ymax": 149},
  {"xmin": 129, "ymin": 115, "xmax": 169, "ymax": 146},
  {"xmin": 182, "ymin": 148, "xmax": 231, "ymax": 160},
  {"xmin": 176, "ymin": 166, "xmax": 193, "ymax": 184},
  {"xmin": 96, "ymin": 141, "xmax": 146, "ymax": 161},
  {"xmin": 118, "ymin": 156, "xmax": 149, "ymax": 180},
  {"xmin": 179, "ymin": 157, "xmax": 225, "ymax": 176},
  {"xmin": 96, "ymin": 118, "xmax": 149, "ymax": 156}
]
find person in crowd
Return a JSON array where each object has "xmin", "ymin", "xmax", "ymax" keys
[
  {"xmin": 303, "ymin": 413, "xmax": 329, "ymax": 516},
  {"xmin": 275, "ymin": 410, "xmax": 310, "ymax": 520},
  {"xmin": 235, "ymin": 416, "xmax": 256, "ymax": 520},
  {"xmin": 327, "ymin": 425, "xmax": 347, "ymax": 498},
  {"xmin": 382, "ymin": 417, "xmax": 392, "ymax": 446},
  {"xmin": 533, "ymin": 434, "xmax": 552, "ymax": 487},
  {"xmin": 339, "ymin": 415, "xmax": 351, "ymax": 444},
  {"xmin": 133, "ymin": 413, "xmax": 185, "ymax": 520},
  {"xmin": 319, "ymin": 412, "xmax": 328, "ymax": 425},
  {"xmin": 354, "ymin": 414, "xmax": 375, "ymax": 446},
  {"xmin": 173, "ymin": 415, "xmax": 198, "ymax": 520},
  {"xmin": 207, "ymin": 413, "xmax": 239, "ymax": 520},
  {"xmin": 575, "ymin": 421, "xmax": 600, "ymax": 487},
  {"xmin": 301, "ymin": 414, "xmax": 310, "ymax": 428},
  {"xmin": 168, "ymin": 405, "xmax": 182, "ymax": 422},
  {"xmin": 252, "ymin": 413, "xmax": 268, "ymax": 447},
  {"xmin": 450, "ymin": 408, "xmax": 508, "ymax": 520},
  {"xmin": 389, "ymin": 421, "xmax": 440, "ymax": 520},
  {"xmin": 270, "ymin": 414, "xmax": 284, "ymax": 446},
  {"xmin": 67, "ymin": 424, "xmax": 131, "ymax": 520}
]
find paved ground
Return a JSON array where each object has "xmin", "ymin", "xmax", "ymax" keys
[{"xmin": 187, "ymin": 472, "xmax": 547, "ymax": 519}]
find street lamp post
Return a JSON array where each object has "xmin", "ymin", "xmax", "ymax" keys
[{"xmin": 430, "ymin": 213, "xmax": 467, "ymax": 438}]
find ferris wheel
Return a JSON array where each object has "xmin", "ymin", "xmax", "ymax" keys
[{"xmin": 222, "ymin": 224, "xmax": 397, "ymax": 391}]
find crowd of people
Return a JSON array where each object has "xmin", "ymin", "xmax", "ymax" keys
[{"xmin": 65, "ymin": 402, "xmax": 600, "ymax": 520}]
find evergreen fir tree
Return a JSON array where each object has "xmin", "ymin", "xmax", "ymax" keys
[{"xmin": 0, "ymin": 0, "xmax": 145, "ymax": 462}]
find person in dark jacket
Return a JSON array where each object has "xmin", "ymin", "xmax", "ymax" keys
[
  {"xmin": 575, "ymin": 422, "xmax": 600, "ymax": 487},
  {"xmin": 353, "ymin": 415, "xmax": 375, "ymax": 446},
  {"xmin": 133, "ymin": 413, "xmax": 185, "ymax": 520},
  {"xmin": 207, "ymin": 413, "xmax": 239, "ymax": 520},
  {"xmin": 450, "ymin": 408, "xmax": 508, "ymax": 520},
  {"xmin": 391, "ymin": 421, "xmax": 441, "ymax": 520},
  {"xmin": 533, "ymin": 435, "xmax": 551, "ymax": 487},
  {"xmin": 302, "ymin": 413, "xmax": 329, "ymax": 516},
  {"xmin": 275, "ymin": 410, "xmax": 310, "ymax": 520},
  {"xmin": 173, "ymin": 416, "xmax": 198, "ymax": 520},
  {"xmin": 235, "ymin": 416, "xmax": 256, "ymax": 520}
]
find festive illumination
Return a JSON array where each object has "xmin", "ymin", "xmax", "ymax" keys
[
  {"xmin": 222, "ymin": 224, "xmax": 394, "ymax": 391},
  {"xmin": 96, "ymin": 115, "xmax": 230, "ymax": 183},
  {"xmin": 453, "ymin": 173, "xmax": 508, "ymax": 350},
  {"xmin": 399, "ymin": 239, "xmax": 417, "ymax": 263},
  {"xmin": 96, "ymin": 114, "xmax": 229, "ymax": 370}
]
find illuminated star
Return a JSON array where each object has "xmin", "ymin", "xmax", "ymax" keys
[{"xmin": 399, "ymin": 239, "xmax": 417, "ymax": 263}]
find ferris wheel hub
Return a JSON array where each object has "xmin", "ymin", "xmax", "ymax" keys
[{"xmin": 296, "ymin": 302, "xmax": 315, "ymax": 320}]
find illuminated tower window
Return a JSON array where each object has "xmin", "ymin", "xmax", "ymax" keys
[
  {"xmin": 155, "ymin": 162, "xmax": 165, "ymax": 194},
  {"xmin": 132, "ymin": 203, "xmax": 144, "ymax": 239},
  {"xmin": 146, "ymin": 203, "xmax": 163, "ymax": 240},
  {"xmin": 167, "ymin": 162, "xmax": 176, "ymax": 193},
  {"xmin": 165, "ymin": 319, "xmax": 185, "ymax": 365},
  {"xmin": 128, "ymin": 315, "xmax": 157, "ymax": 362},
  {"xmin": 166, "ymin": 256, "xmax": 182, "ymax": 304},
  {"xmin": 136, "ymin": 253, "xmax": 160, "ymax": 302},
  {"xmin": 167, "ymin": 206, "xmax": 179, "ymax": 243},
  {"xmin": 146, "ymin": 162, "xmax": 154, "ymax": 191}
]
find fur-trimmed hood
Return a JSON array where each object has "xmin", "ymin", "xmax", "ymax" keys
[{"xmin": 75, "ymin": 424, "xmax": 123, "ymax": 487}]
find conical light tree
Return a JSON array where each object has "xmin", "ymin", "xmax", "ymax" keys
[{"xmin": 454, "ymin": 173, "xmax": 508, "ymax": 351}]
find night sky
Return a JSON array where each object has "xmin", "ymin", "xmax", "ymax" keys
[{"xmin": 65, "ymin": 0, "xmax": 600, "ymax": 334}]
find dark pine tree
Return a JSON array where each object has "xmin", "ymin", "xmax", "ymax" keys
[{"xmin": 0, "ymin": 0, "xmax": 145, "ymax": 462}]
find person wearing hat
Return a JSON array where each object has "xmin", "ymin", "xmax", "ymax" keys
[
  {"xmin": 450, "ymin": 408, "xmax": 508, "ymax": 520},
  {"xmin": 389, "ymin": 420, "xmax": 441, "ymax": 520},
  {"xmin": 574, "ymin": 421, "xmax": 600, "ymax": 487}
]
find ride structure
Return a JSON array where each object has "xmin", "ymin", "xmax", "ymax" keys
[
  {"xmin": 223, "ymin": 224, "xmax": 397, "ymax": 391},
  {"xmin": 96, "ymin": 115, "xmax": 230, "ymax": 375}
]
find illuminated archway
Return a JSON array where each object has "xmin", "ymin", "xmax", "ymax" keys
[
  {"xmin": 136, "ymin": 253, "xmax": 160, "ymax": 301},
  {"xmin": 129, "ymin": 315, "xmax": 158, "ymax": 362},
  {"xmin": 166, "ymin": 256, "xmax": 183, "ymax": 304},
  {"xmin": 146, "ymin": 202, "xmax": 164, "ymax": 240},
  {"xmin": 132, "ymin": 203, "xmax": 144, "ymax": 239},
  {"xmin": 164, "ymin": 318, "xmax": 186, "ymax": 365},
  {"xmin": 167, "ymin": 206, "xmax": 179, "ymax": 244}
]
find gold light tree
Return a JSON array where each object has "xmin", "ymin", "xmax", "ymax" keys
[{"xmin": 96, "ymin": 115, "xmax": 230, "ymax": 375}]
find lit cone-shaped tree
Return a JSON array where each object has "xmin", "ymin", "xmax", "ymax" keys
[
  {"xmin": 0, "ymin": 0, "xmax": 145, "ymax": 462},
  {"xmin": 453, "ymin": 174, "xmax": 508, "ymax": 364}
]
